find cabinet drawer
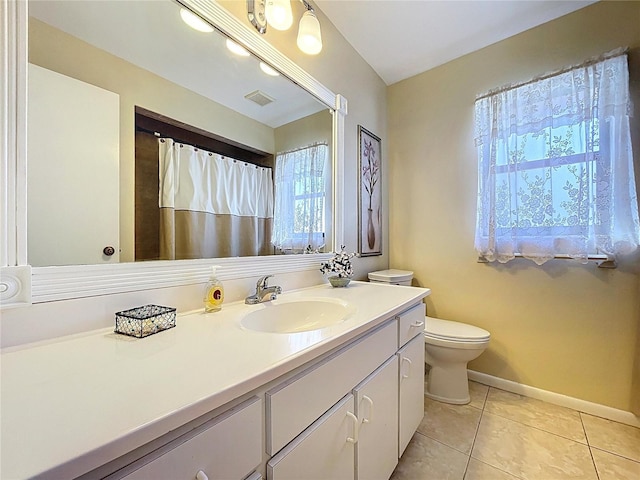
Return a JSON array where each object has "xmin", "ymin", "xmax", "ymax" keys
[
  {"xmin": 113, "ymin": 397, "xmax": 262, "ymax": 480},
  {"xmin": 266, "ymin": 319, "xmax": 397, "ymax": 455},
  {"xmin": 397, "ymin": 303, "xmax": 425, "ymax": 348}
]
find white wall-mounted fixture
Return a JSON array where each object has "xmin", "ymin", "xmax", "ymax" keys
[
  {"xmin": 297, "ymin": 8, "xmax": 322, "ymax": 55},
  {"xmin": 265, "ymin": 0, "xmax": 293, "ymax": 31},
  {"xmin": 226, "ymin": 38, "xmax": 251, "ymax": 57},
  {"xmin": 180, "ymin": 7, "xmax": 214, "ymax": 33},
  {"xmin": 259, "ymin": 61, "xmax": 280, "ymax": 76},
  {"xmin": 247, "ymin": 0, "xmax": 322, "ymax": 55}
]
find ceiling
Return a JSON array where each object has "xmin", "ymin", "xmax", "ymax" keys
[
  {"xmin": 315, "ymin": 0, "xmax": 598, "ymax": 85},
  {"xmin": 29, "ymin": 0, "xmax": 325, "ymax": 128}
]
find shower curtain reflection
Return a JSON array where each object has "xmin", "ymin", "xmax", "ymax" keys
[{"xmin": 158, "ymin": 139, "xmax": 274, "ymax": 259}]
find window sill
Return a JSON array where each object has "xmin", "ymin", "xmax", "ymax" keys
[{"xmin": 477, "ymin": 253, "xmax": 616, "ymax": 268}]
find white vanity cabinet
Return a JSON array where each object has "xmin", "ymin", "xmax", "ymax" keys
[
  {"xmin": 266, "ymin": 302, "xmax": 425, "ymax": 480},
  {"xmin": 265, "ymin": 320, "xmax": 398, "ymax": 456},
  {"xmin": 0, "ymin": 284, "xmax": 430, "ymax": 480},
  {"xmin": 353, "ymin": 356, "xmax": 399, "ymax": 480},
  {"xmin": 109, "ymin": 397, "xmax": 262, "ymax": 480}
]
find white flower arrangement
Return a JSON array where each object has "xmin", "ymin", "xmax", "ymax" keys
[{"xmin": 320, "ymin": 245, "xmax": 356, "ymax": 278}]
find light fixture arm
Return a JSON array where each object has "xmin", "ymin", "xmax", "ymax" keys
[
  {"xmin": 247, "ymin": 0, "xmax": 322, "ymax": 54},
  {"xmin": 300, "ymin": 0, "xmax": 314, "ymax": 13},
  {"xmin": 247, "ymin": 0, "xmax": 267, "ymax": 34}
]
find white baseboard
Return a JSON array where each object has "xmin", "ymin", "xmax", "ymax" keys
[{"xmin": 468, "ymin": 370, "xmax": 640, "ymax": 429}]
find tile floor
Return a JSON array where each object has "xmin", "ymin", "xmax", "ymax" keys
[{"xmin": 391, "ymin": 381, "xmax": 640, "ymax": 480}]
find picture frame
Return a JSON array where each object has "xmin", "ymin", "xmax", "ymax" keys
[{"xmin": 358, "ymin": 126, "xmax": 382, "ymax": 256}]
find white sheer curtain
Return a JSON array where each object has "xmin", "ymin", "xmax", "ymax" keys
[
  {"xmin": 474, "ymin": 50, "xmax": 639, "ymax": 264},
  {"xmin": 272, "ymin": 143, "xmax": 328, "ymax": 252}
]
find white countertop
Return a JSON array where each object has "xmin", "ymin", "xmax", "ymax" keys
[{"xmin": 1, "ymin": 282, "xmax": 430, "ymax": 479}]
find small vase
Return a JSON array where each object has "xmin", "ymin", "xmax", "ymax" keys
[
  {"xmin": 329, "ymin": 276, "xmax": 350, "ymax": 288},
  {"xmin": 367, "ymin": 208, "xmax": 375, "ymax": 249}
]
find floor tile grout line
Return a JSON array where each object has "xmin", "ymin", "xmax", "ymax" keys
[
  {"xmin": 462, "ymin": 399, "xmax": 485, "ymax": 479},
  {"xmin": 583, "ymin": 416, "xmax": 602, "ymax": 480},
  {"xmin": 579, "ymin": 412, "xmax": 592, "ymax": 447},
  {"xmin": 480, "ymin": 408, "xmax": 589, "ymax": 445},
  {"xmin": 589, "ymin": 445, "xmax": 640, "ymax": 464}
]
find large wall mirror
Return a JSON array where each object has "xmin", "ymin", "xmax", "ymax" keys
[
  {"xmin": 0, "ymin": 0, "xmax": 346, "ymax": 305},
  {"xmin": 29, "ymin": 0, "xmax": 333, "ymax": 266}
]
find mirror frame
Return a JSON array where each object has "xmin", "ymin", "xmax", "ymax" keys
[{"xmin": 0, "ymin": 0, "xmax": 346, "ymax": 306}]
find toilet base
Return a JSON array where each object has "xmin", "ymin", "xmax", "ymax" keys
[
  {"xmin": 425, "ymin": 390, "xmax": 470, "ymax": 405},
  {"xmin": 425, "ymin": 363, "xmax": 471, "ymax": 405}
]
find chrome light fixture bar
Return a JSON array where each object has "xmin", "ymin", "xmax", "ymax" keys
[{"xmin": 247, "ymin": 0, "xmax": 322, "ymax": 55}]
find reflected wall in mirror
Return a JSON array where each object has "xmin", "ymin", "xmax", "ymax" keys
[{"xmin": 27, "ymin": 0, "xmax": 333, "ymax": 267}]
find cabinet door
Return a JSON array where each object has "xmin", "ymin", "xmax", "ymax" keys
[
  {"xmin": 398, "ymin": 335, "xmax": 425, "ymax": 457},
  {"xmin": 115, "ymin": 397, "xmax": 262, "ymax": 480},
  {"xmin": 268, "ymin": 394, "xmax": 356, "ymax": 480},
  {"xmin": 354, "ymin": 356, "xmax": 399, "ymax": 480}
]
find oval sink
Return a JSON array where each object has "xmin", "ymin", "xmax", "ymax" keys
[{"xmin": 240, "ymin": 299, "xmax": 354, "ymax": 333}]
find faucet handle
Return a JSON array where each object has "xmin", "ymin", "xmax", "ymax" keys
[{"xmin": 257, "ymin": 275, "xmax": 273, "ymax": 289}]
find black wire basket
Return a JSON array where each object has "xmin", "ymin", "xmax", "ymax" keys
[{"xmin": 115, "ymin": 304, "xmax": 176, "ymax": 338}]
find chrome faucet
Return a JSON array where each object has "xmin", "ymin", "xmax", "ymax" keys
[{"xmin": 245, "ymin": 275, "xmax": 282, "ymax": 304}]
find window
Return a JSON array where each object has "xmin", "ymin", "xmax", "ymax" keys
[
  {"xmin": 474, "ymin": 50, "xmax": 639, "ymax": 265},
  {"xmin": 272, "ymin": 143, "xmax": 328, "ymax": 252}
]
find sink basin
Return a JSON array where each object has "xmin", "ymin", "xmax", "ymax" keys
[{"xmin": 240, "ymin": 299, "xmax": 354, "ymax": 333}]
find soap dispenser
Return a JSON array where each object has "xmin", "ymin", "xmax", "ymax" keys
[{"xmin": 204, "ymin": 266, "xmax": 224, "ymax": 313}]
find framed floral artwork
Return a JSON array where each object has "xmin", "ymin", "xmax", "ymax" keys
[{"xmin": 358, "ymin": 126, "xmax": 382, "ymax": 256}]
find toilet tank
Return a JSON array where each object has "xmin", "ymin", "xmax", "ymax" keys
[{"xmin": 368, "ymin": 269, "xmax": 414, "ymax": 286}]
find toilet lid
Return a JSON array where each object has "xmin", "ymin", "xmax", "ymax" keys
[
  {"xmin": 425, "ymin": 316, "xmax": 490, "ymax": 342},
  {"xmin": 368, "ymin": 269, "xmax": 414, "ymax": 283}
]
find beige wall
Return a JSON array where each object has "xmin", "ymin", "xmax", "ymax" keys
[
  {"xmin": 218, "ymin": 0, "xmax": 389, "ymax": 273},
  {"xmin": 388, "ymin": 0, "xmax": 640, "ymax": 411}
]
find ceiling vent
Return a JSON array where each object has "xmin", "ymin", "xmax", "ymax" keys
[{"xmin": 245, "ymin": 90, "xmax": 275, "ymax": 106}]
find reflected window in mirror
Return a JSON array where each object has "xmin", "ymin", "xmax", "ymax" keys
[{"xmin": 273, "ymin": 143, "xmax": 328, "ymax": 254}]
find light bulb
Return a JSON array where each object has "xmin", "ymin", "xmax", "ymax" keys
[
  {"xmin": 297, "ymin": 10, "xmax": 322, "ymax": 55},
  {"xmin": 180, "ymin": 8, "xmax": 213, "ymax": 33},
  {"xmin": 226, "ymin": 39, "xmax": 250, "ymax": 57},
  {"xmin": 259, "ymin": 62, "xmax": 280, "ymax": 76},
  {"xmin": 265, "ymin": 0, "xmax": 293, "ymax": 31}
]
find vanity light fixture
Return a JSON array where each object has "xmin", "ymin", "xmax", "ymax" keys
[
  {"xmin": 265, "ymin": 0, "xmax": 293, "ymax": 31},
  {"xmin": 226, "ymin": 39, "xmax": 251, "ymax": 57},
  {"xmin": 296, "ymin": 7, "xmax": 322, "ymax": 55},
  {"xmin": 247, "ymin": 0, "xmax": 323, "ymax": 55},
  {"xmin": 259, "ymin": 61, "xmax": 280, "ymax": 76},
  {"xmin": 180, "ymin": 8, "xmax": 214, "ymax": 33}
]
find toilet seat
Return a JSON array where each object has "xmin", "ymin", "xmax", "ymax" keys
[{"xmin": 425, "ymin": 316, "xmax": 490, "ymax": 343}]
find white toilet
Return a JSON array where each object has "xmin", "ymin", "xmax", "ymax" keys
[
  {"xmin": 368, "ymin": 269, "xmax": 491, "ymax": 405},
  {"xmin": 423, "ymin": 317, "xmax": 490, "ymax": 404}
]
